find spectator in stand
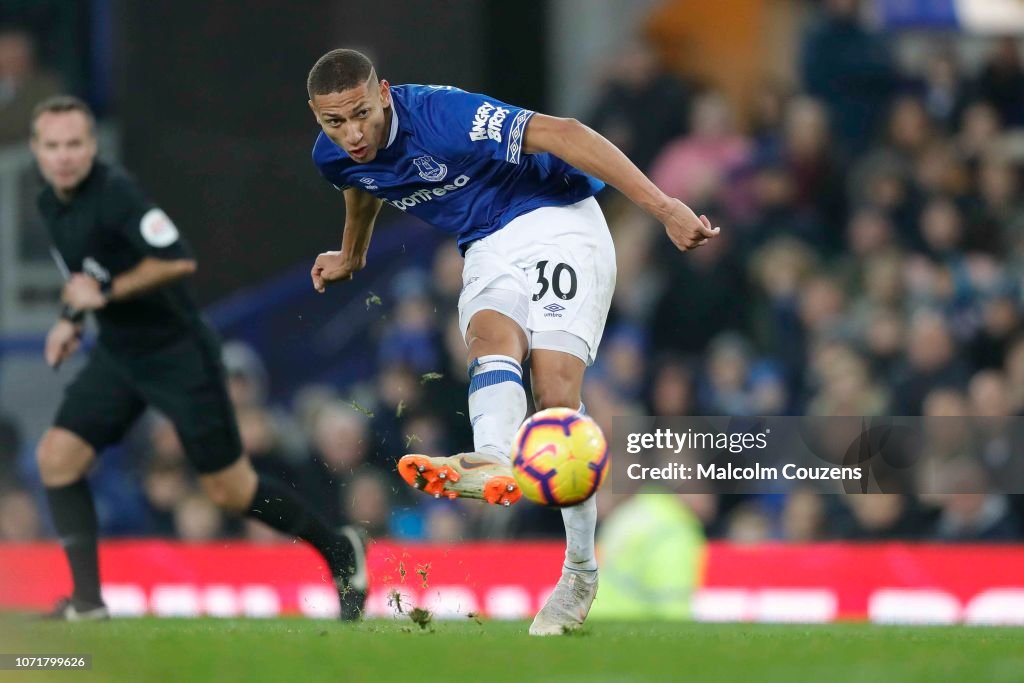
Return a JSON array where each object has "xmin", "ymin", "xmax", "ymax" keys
[
  {"xmin": 590, "ymin": 324, "xmax": 648, "ymax": 404},
  {"xmin": 861, "ymin": 306, "xmax": 906, "ymax": 380},
  {"xmin": 1003, "ymin": 336, "xmax": 1024, "ymax": 414},
  {"xmin": 646, "ymin": 356, "xmax": 695, "ymax": 417},
  {"xmin": 968, "ymin": 370, "xmax": 1012, "ymax": 419},
  {"xmin": 418, "ymin": 314, "xmax": 474, "ymax": 454},
  {"xmin": 422, "ymin": 502, "xmax": 469, "ymax": 542},
  {"xmin": 969, "ymin": 288, "xmax": 1021, "ymax": 371},
  {"xmin": 798, "ymin": 275, "xmax": 850, "ymax": 343},
  {"xmin": 725, "ymin": 503, "xmax": 774, "ymax": 543},
  {"xmin": 587, "ymin": 41, "xmax": 692, "ymax": 172},
  {"xmin": 967, "ymin": 154, "xmax": 1023, "ymax": 256},
  {"xmin": 650, "ymin": 91, "xmax": 750, "ymax": 209},
  {"xmin": 430, "ymin": 240, "xmax": 465, "ymax": 310},
  {"xmin": 974, "ymin": 37, "xmax": 1024, "ymax": 128},
  {"xmin": 914, "ymin": 142, "xmax": 970, "ymax": 200},
  {"xmin": 885, "ymin": 96, "xmax": 935, "ymax": 166},
  {"xmin": 606, "ymin": 206, "xmax": 663, "ymax": 327},
  {"xmin": 807, "ymin": 344, "xmax": 887, "ymax": 417},
  {"xmin": 834, "ymin": 494, "xmax": 933, "ymax": 540},
  {"xmin": 650, "ymin": 228, "xmax": 749, "ymax": 358},
  {"xmin": 0, "ymin": 27, "xmax": 61, "ymax": 145},
  {"xmin": 237, "ymin": 405, "xmax": 302, "ymax": 492},
  {"xmin": 917, "ymin": 49, "xmax": 969, "ymax": 132},
  {"xmin": 303, "ymin": 401, "xmax": 372, "ymax": 527},
  {"xmin": 890, "ymin": 311, "xmax": 969, "ymax": 415},
  {"xmin": 781, "ymin": 97, "xmax": 846, "ymax": 244},
  {"xmin": 377, "ymin": 268, "xmax": 442, "ymax": 374},
  {"xmin": 917, "ymin": 197, "xmax": 965, "ymax": 266},
  {"xmin": 853, "ymin": 159, "xmax": 920, "ymax": 244},
  {"xmin": 343, "ymin": 468, "xmax": 392, "ymax": 539},
  {"xmin": 800, "ymin": 0, "xmax": 896, "ymax": 155},
  {"xmin": 222, "ymin": 341, "xmax": 270, "ymax": 411},
  {"xmin": 956, "ymin": 101, "xmax": 1002, "ymax": 166},
  {"xmin": 848, "ymin": 96, "xmax": 933, "ymax": 241},
  {"xmin": 370, "ymin": 363, "xmax": 424, "ymax": 466},
  {"xmin": 781, "ymin": 490, "xmax": 826, "ymax": 542},
  {"xmin": 400, "ymin": 413, "xmax": 450, "ymax": 459},
  {"xmin": 698, "ymin": 333, "xmax": 753, "ymax": 415},
  {"xmin": 748, "ymin": 80, "xmax": 792, "ymax": 155},
  {"xmin": 930, "ymin": 460, "xmax": 1019, "ymax": 542},
  {"xmin": 0, "ymin": 488, "xmax": 43, "ymax": 541},
  {"xmin": 173, "ymin": 493, "xmax": 225, "ymax": 541},
  {"xmin": 839, "ymin": 207, "xmax": 898, "ymax": 293},
  {"xmin": 739, "ymin": 153, "xmax": 822, "ymax": 252},
  {"xmin": 748, "ymin": 237, "xmax": 819, "ymax": 396}
]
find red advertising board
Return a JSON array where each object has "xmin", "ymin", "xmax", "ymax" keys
[{"xmin": 1, "ymin": 541, "xmax": 1021, "ymax": 624}]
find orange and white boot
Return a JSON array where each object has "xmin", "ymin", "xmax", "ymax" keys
[{"xmin": 397, "ymin": 452, "xmax": 522, "ymax": 507}]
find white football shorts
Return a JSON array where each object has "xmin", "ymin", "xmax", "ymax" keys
[{"xmin": 457, "ymin": 196, "xmax": 617, "ymax": 365}]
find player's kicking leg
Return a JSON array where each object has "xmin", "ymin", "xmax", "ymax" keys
[
  {"xmin": 526, "ymin": 347, "xmax": 599, "ymax": 636},
  {"xmin": 399, "ymin": 197, "xmax": 614, "ymax": 634},
  {"xmin": 398, "ymin": 308, "xmax": 528, "ymax": 507}
]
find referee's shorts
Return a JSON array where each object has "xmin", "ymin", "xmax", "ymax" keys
[{"xmin": 54, "ymin": 331, "xmax": 243, "ymax": 474}]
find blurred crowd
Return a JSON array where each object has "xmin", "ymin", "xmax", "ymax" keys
[
  {"xmin": 0, "ymin": 20, "xmax": 76, "ymax": 146},
  {"xmin": 3, "ymin": 2, "xmax": 1024, "ymax": 545}
]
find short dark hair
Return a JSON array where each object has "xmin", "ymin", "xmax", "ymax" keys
[
  {"xmin": 30, "ymin": 95, "xmax": 95, "ymax": 137},
  {"xmin": 307, "ymin": 49, "xmax": 376, "ymax": 98}
]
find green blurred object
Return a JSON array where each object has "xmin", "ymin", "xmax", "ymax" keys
[{"xmin": 589, "ymin": 491, "xmax": 706, "ymax": 620}]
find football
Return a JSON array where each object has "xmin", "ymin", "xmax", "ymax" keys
[{"xmin": 511, "ymin": 407, "xmax": 610, "ymax": 507}]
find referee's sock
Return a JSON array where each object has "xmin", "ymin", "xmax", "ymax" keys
[
  {"xmin": 245, "ymin": 475, "xmax": 355, "ymax": 576},
  {"xmin": 44, "ymin": 480, "xmax": 104, "ymax": 609}
]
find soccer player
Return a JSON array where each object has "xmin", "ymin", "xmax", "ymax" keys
[
  {"xmin": 306, "ymin": 50, "xmax": 718, "ymax": 635},
  {"xmin": 30, "ymin": 95, "xmax": 367, "ymax": 620}
]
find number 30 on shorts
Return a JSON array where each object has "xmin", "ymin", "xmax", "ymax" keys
[{"xmin": 532, "ymin": 260, "xmax": 578, "ymax": 301}]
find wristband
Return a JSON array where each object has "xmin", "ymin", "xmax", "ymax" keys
[
  {"xmin": 59, "ymin": 305, "xmax": 85, "ymax": 325},
  {"xmin": 99, "ymin": 278, "xmax": 113, "ymax": 300}
]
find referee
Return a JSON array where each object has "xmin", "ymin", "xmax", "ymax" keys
[{"xmin": 29, "ymin": 95, "xmax": 366, "ymax": 620}]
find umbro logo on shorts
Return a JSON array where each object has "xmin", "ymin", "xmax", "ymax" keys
[{"xmin": 543, "ymin": 303, "xmax": 566, "ymax": 317}]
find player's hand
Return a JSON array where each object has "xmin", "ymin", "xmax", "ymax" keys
[
  {"xmin": 657, "ymin": 198, "xmax": 720, "ymax": 252},
  {"xmin": 44, "ymin": 319, "xmax": 81, "ymax": 369},
  {"xmin": 62, "ymin": 274, "xmax": 107, "ymax": 310},
  {"xmin": 310, "ymin": 250, "xmax": 365, "ymax": 293}
]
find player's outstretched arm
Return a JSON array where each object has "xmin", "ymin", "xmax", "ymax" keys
[
  {"xmin": 523, "ymin": 114, "xmax": 719, "ymax": 251},
  {"xmin": 311, "ymin": 187, "xmax": 383, "ymax": 293}
]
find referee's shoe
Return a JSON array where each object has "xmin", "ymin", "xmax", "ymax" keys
[{"xmin": 43, "ymin": 597, "xmax": 109, "ymax": 621}]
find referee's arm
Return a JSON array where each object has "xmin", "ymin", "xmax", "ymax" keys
[
  {"xmin": 98, "ymin": 172, "xmax": 197, "ymax": 305},
  {"xmin": 104, "ymin": 257, "xmax": 196, "ymax": 302},
  {"xmin": 62, "ymin": 257, "xmax": 196, "ymax": 311}
]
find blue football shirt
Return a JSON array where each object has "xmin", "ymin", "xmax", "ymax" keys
[{"xmin": 312, "ymin": 84, "xmax": 604, "ymax": 250}]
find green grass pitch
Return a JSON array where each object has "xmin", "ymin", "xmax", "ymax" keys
[{"xmin": 2, "ymin": 617, "xmax": 1022, "ymax": 682}]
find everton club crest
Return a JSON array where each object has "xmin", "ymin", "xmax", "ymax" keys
[{"xmin": 413, "ymin": 155, "xmax": 448, "ymax": 182}]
